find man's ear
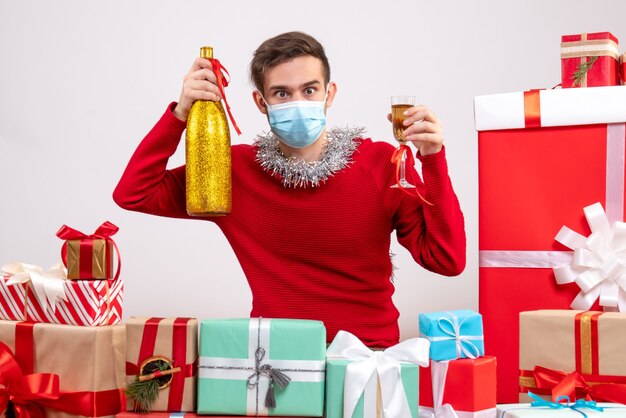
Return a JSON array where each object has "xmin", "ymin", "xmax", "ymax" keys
[
  {"xmin": 252, "ymin": 90, "xmax": 267, "ymax": 114},
  {"xmin": 325, "ymin": 82, "xmax": 337, "ymax": 109}
]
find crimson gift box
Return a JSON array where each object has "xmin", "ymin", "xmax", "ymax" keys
[
  {"xmin": 473, "ymin": 86, "xmax": 626, "ymax": 403},
  {"xmin": 419, "ymin": 357, "xmax": 496, "ymax": 418},
  {"xmin": 561, "ymin": 32, "xmax": 620, "ymax": 88}
]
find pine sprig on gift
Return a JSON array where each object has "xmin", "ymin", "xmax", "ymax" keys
[
  {"xmin": 572, "ymin": 56, "xmax": 598, "ymax": 87},
  {"xmin": 126, "ymin": 361, "xmax": 170, "ymax": 413}
]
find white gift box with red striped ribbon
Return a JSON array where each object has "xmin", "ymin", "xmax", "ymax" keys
[{"xmin": 0, "ymin": 265, "xmax": 123, "ymax": 326}]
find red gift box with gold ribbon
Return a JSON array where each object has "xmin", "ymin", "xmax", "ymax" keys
[
  {"xmin": 474, "ymin": 86, "xmax": 626, "ymax": 403},
  {"xmin": 561, "ymin": 32, "xmax": 620, "ymax": 88},
  {"xmin": 57, "ymin": 221, "xmax": 121, "ymax": 280},
  {"xmin": 0, "ymin": 320, "xmax": 126, "ymax": 418},
  {"xmin": 125, "ymin": 318, "xmax": 197, "ymax": 412},
  {"xmin": 519, "ymin": 310, "xmax": 626, "ymax": 404}
]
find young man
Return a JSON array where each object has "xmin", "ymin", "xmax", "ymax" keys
[{"xmin": 113, "ymin": 31, "xmax": 466, "ymax": 347}]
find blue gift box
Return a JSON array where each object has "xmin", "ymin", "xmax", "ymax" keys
[{"xmin": 418, "ymin": 309, "xmax": 484, "ymax": 361}]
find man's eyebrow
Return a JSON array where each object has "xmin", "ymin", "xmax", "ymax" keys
[{"xmin": 268, "ymin": 80, "xmax": 321, "ymax": 92}]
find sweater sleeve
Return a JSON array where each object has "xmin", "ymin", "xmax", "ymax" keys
[
  {"xmin": 112, "ymin": 102, "xmax": 193, "ymax": 219},
  {"xmin": 393, "ymin": 147, "xmax": 467, "ymax": 276}
]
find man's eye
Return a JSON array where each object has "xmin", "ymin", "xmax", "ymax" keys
[
  {"xmin": 305, "ymin": 88, "xmax": 315, "ymax": 95},
  {"xmin": 277, "ymin": 91, "xmax": 287, "ymax": 98}
]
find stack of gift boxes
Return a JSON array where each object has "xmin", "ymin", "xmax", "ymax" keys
[
  {"xmin": 0, "ymin": 222, "xmax": 498, "ymax": 417},
  {"xmin": 5, "ymin": 29, "xmax": 626, "ymax": 418},
  {"xmin": 476, "ymin": 31, "xmax": 626, "ymax": 416}
]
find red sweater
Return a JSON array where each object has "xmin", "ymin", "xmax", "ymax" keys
[{"xmin": 113, "ymin": 103, "xmax": 466, "ymax": 347}]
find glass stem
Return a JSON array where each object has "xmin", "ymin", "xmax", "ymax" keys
[{"xmin": 400, "ymin": 148, "xmax": 408, "ymax": 182}]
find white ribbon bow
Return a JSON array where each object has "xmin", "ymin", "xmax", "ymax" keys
[
  {"xmin": 326, "ymin": 330, "xmax": 430, "ymax": 418},
  {"xmin": 553, "ymin": 202, "xmax": 626, "ymax": 311},
  {"xmin": 1, "ymin": 262, "xmax": 68, "ymax": 310},
  {"xmin": 417, "ymin": 361, "xmax": 459, "ymax": 418},
  {"xmin": 424, "ymin": 312, "xmax": 483, "ymax": 359}
]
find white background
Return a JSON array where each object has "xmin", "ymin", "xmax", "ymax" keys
[{"xmin": 2, "ymin": 0, "xmax": 625, "ymax": 339}]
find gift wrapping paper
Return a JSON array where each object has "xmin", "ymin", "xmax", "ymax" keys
[
  {"xmin": 519, "ymin": 310, "xmax": 626, "ymax": 403},
  {"xmin": 621, "ymin": 53, "xmax": 626, "ymax": 85},
  {"xmin": 474, "ymin": 86, "xmax": 626, "ymax": 403},
  {"xmin": 0, "ymin": 320, "xmax": 126, "ymax": 418},
  {"xmin": 418, "ymin": 310, "xmax": 484, "ymax": 361},
  {"xmin": 197, "ymin": 318, "xmax": 326, "ymax": 416},
  {"xmin": 419, "ymin": 357, "xmax": 497, "ymax": 418},
  {"xmin": 0, "ymin": 274, "xmax": 123, "ymax": 326},
  {"xmin": 497, "ymin": 402, "xmax": 626, "ymax": 417},
  {"xmin": 125, "ymin": 317, "xmax": 197, "ymax": 412},
  {"xmin": 561, "ymin": 32, "xmax": 620, "ymax": 88}
]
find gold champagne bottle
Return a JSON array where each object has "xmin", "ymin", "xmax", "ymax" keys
[{"xmin": 185, "ymin": 46, "xmax": 232, "ymax": 216}]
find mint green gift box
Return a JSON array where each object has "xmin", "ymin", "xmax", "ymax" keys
[
  {"xmin": 198, "ymin": 318, "xmax": 326, "ymax": 416},
  {"xmin": 325, "ymin": 359, "xmax": 418, "ymax": 418},
  {"xmin": 325, "ymin": 330, "xmax": 429, "ymax": 418}
]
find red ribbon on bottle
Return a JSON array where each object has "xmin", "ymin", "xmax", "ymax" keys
[
  {"xmin": 56, "ymin": 221, "xmax": 121, "ymax": 280},
  {"xmin": 125, "ymin": 317, "xmax": 196, "ymax": 412},
  {"xmin": 390, "ymin": 144, "xmax": 433, "ymax": 205},
  {"xmin": 2, "ymin": 323, "xmax": 125, "ymax": 418},
  {"xmin": 210, "ymin": 58, "xmax": 242, "ymax": 136}
]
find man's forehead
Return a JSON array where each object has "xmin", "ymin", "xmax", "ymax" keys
[{"xmin": 263, "ymin": 56, "xmax": 325, "ymax": 90}]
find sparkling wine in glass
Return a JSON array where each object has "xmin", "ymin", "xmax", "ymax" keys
[{"xmin": 391, "ymin": 95, "xmax": 416, "ymax": 189}]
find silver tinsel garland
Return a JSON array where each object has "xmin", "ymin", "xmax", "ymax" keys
[{"xmin": 254, "ymin": 126, "xmax": 365, "ymax": 188}]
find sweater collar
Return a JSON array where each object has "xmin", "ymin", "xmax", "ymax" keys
[{"xmin": 254, "ymin": 127, "xmax": 365, "ymax": 188}]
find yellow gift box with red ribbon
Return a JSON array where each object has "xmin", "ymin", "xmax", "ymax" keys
[
  {"xmin": 519, "ymin": 310, "xmax": 626, "ymax": 404},
  {"xmin": 57, "ymin": 221, "xmax": 121, "ymax": 280}
]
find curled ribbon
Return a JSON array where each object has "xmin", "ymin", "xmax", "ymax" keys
[
  {"xmin": 532, "ymin": 365, "xmax": 626, "ymax": 405},
  {"xmin": 326, "ymin": 330, "xmax": 430, "ymax": 418},
  {"xmin": 56, "ymin": 221, "xmax": 122, "ymax": 281},
  {"xmin": 1, "ymin": 263, "xmax": 68, "ymax": 312},
  {"xmin": 528, "ymin": 392, "xmax": 604, "ymax": 418},
  {"xmin": 0, "ymin": 341, "xmax": 61, "ymax": 418},
  {"xmin": 417, "ymin": 361, "xmax": 458, "ymax": 418},
  {"xmin": 424, "ymin": 312, "xmax": 483, "ymax": 360},
  {"xmin": 390, "ymin": 145, "xmax": 433, "ymax": 206},
  {"xmin": 209, "ymin": 58, "xmax": 242, "ymax": 135},
  {"xmin": 553, "ymin": 202, "xmax": 626, "ymax": 312}
]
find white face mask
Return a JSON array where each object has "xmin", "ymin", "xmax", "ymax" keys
[{"xmin": 260, "ymin": 90, "xmax": 329, "ymax": 148}]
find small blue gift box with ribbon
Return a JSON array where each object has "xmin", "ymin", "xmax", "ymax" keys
[{"xmin": 418, "ymin": 309, "xmax": 484, "ymax": 361}]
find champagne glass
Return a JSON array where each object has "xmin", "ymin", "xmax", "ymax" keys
[{"xmin": 390, "ymin": 95, "xmax": 416, "ymax": 189}]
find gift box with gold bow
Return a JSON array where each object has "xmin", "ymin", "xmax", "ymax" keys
[
  {"xmin": 474, "ymin": 86, "xmax": 626, "ymax": 403},
  {"xmin": 125, "ymin": 318, "xmax": 198, "ymax": 412},
  {"xmin": 519, "ymin": 310, "xmax": 626, "ymax": 405},
  {"xmin": 561, "ymin": 32, "xmax": 620, "ymax": 88},
  {"xmin": 0, "ymin": 320, "xmax": 126, "ymax": 418}
]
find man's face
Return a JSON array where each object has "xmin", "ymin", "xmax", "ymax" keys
[{"xmin": 253, "ymin": 55, "xmax": 336, "ymax": 113}]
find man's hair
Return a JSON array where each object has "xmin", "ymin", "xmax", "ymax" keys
[{"xmin": 250, "ymin": 31, "xmax": 331, "ymax": 93}]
